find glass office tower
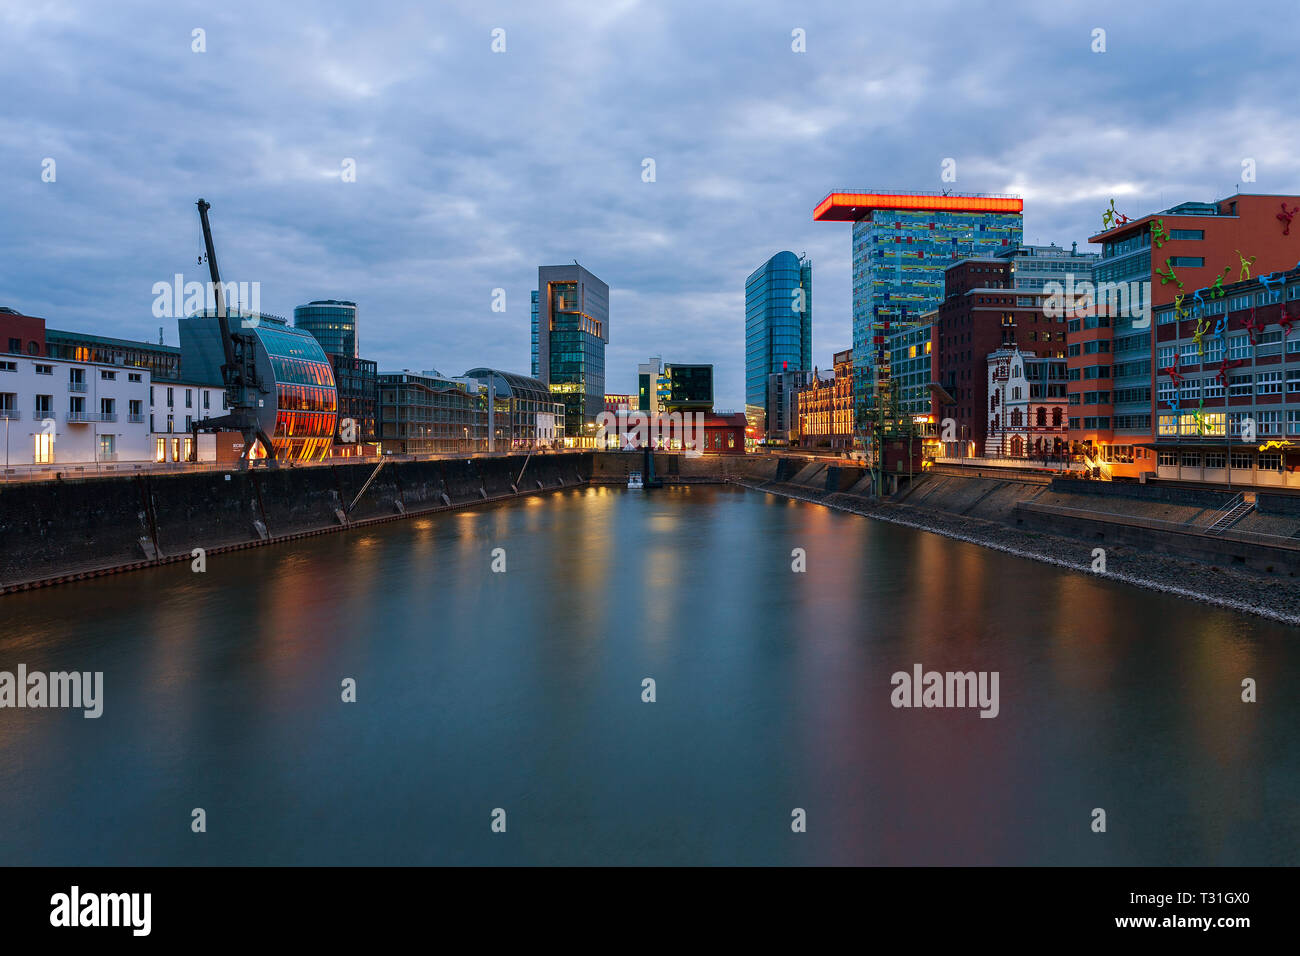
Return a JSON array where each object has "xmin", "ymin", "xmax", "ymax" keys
[
  {"xmin": 745, "ymin": 251, "xmax": 812, "ymax": 433},
  {"xmin": 293, "ymin": 300, "xmax": 358, "ymax": 358},
  {"xmin": 533, "ymin": 264, "xmax": 609, "ymax": 440}
]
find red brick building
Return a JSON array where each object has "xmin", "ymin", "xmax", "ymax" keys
[
  {"xmin": 0, "ymin": 307, "xmax": 48, "ymax": 357},
  {"xmin": 930, "ymin": 260, "xmax": 1066, "ymax": 456}
]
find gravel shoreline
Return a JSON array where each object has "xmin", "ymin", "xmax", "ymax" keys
[{"xmin": 737, "ymin": 479, "xmax": 1300, "ymax": 627}]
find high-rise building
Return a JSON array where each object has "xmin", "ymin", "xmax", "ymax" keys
[
  {"xmin": 1081, "ymin": 193, "xmax": 1300, "ymax": 475},
  {"xmin": 813, "ymin": 190, "xmax": 1023, "ymax": 442},
  {"xmin": 294, "ymin": 300, "xmax": 358, "ymax": 359},
  {"xmin": 532, "ymin": 264, "xmax": 609, "ymax": 440},
  {"xmin": 745, "ymin": 251, "xmax": 812, "ymax": 433}
]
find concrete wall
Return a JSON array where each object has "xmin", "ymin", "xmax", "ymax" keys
[{"xmin": 0, "ymin": 453, "xmax": 594, "ymax": 590}]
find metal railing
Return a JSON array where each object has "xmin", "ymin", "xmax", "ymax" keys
[
  {"xmin": 66, "ymin": 410, "xmax": 92, "ymax": 422},
  {"xmin": 68, "ymin": 381, "xmax": 87, "ymax": 392}
]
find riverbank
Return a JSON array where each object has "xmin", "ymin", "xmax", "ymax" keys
[
  {"xmin": 0, "ymin": 453, "xmax": 592, "ymax": 594},
  {"xmin": 738, "ymin": 476, "xmax": 1300, "ymax": 626}
]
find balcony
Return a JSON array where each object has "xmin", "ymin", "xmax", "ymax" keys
[
  {"xmin": 66, "ymin": 410, "xmax": 92, "ymax": 423},
  {"xmin": 68, "ymin": 381, "xmax": 87, "ymax": 392},
  {"xmin": 0, "ymin": 409, "xmax": 19, "ymax": 420},
  {"xmin": 33, "ymin": 410, "xmax": 54, "ymax": 421},
  {"xmin": 98, "ymin": 412, "xmax": 118, "ymax": 422},
  {"xmin": 128, "ymin": 413, "xmax": 146, "ymax": 424}
]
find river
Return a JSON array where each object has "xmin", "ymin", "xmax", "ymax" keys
[{"xmin": 0, "ymin": 485, "xmax": 1295, "ymax": 864}]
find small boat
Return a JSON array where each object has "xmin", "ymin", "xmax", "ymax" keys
[{"xmin": 627, "ymin": 470, "xmax": 644, "ymax": 489}]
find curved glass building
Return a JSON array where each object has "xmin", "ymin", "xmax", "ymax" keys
[
  {"xmin": 178, "ymin": 312, "xmax": 337, "ymax": 461},
  {"xmin": 293, "ymin": 300, "xmax": 358, "ymax": 358},
  {"xmin": 463, "ymin": 368, "xmax": 566, "ymax": 450}
]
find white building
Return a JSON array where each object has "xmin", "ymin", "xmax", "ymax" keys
[
  {"xmin": 985, "ymin": 347, "xmax": 1069, "ymax": 459},
  {"xmin": 148, "ymin": 379, "xmax": 227, "ymax": 462},
  {"xmin": 0, "ymin": 353, "xmax": 152, "ymax": 468}
]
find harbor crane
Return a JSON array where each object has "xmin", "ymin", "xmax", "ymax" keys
[{"xmin": 189, "ymin": 199, "xmax": 277, "ymax": 469}]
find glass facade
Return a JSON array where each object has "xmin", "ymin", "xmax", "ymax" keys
[
  {"xmin": 533, "ymin": 266, "xmax": 609, "ymax": 439},
  {"xmin": 293, "ymin": 300, "xmax": 358, "ymax": 358},
  {"xmin": 887, "ymin": 322, "xmax": 933, "ymax": 418},
  {"xmin": 378, "ymin": 372, "xmax": 488, "ymax": 455},
  {"xmin": 45, "ymin": 329, "xmax": 182, "ymax": 382},
  {"xmin": 463, "ymin": 368, "xmax": 566, "ymax": 449},
  {"xmin": 660, "ymin": 364, "xmax": 714, "ymax": 411},
  {"xmin": 745, "ymin": 252, "xmax": 812, "ymax": 424},
  {"xmin": 255, "ymin": 325, "xmax": 337, "ymax": 460},
  {"xmin": 850, "ymin": 208, "xmax": 1022, "ymax": 433}
]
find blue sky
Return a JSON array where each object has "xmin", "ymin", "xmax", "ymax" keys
[{"xmin": 2, "ymin": 0, "xmax": 1297, "ymax": 408}]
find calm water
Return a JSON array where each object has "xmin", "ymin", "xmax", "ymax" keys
[{"xmin": 0, "ymin": 485, "xmax": 1296, "ymax": 865}]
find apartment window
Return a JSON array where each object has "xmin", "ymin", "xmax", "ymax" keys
[
  {"xmin": 1068, "ymin": 343, "xmax": 1081, "ymax": 357},
  {"xmin": 1257, "ymin": 370, "xmax": 1283, "ymax": 395},
  {"xmin": 1228, "ymin": 295, "xmax": 1250, "ymax": 312},
  {"xmin": 100, "ymin": 370, "xmax": 116, "ymax": 381},
  {"xmin": 0, "ymin": 361, "xmax": 16, "ymax": 373},
  {"xmin": 1179, "ymin": 343, "xmax": 1199, "ymax": 363},
  {"xmin": 98, "ymin": 434, "xmax": 115, "ymax": 459},
  {"xmin": 1084, "ymin": 340, "xmax": 1110, "ymax": 354},
  {"xmin": 34, "ymin": 364, "xmax": 52, "ymax": 375},
  {"xmin": 1259, "ymin": 410, "xmax": 1282, "ymax": 435},
  {"xmin": 1203, "ymin": 338, "xmax": 1224, "ymax": 364},
  {"xmin": 1230, "ymin": 451, "xmax": 1253, "ymax": 470},
  {"xmin": 7, "ymin": 337, "xmax": 20, "ymax": 353},
  {"xmin": 1203, "ymin": 379, "xmax": 1224, "ymax": 399},
  {"xmin": 100, "ymin": 397, "xmax": 116, "ymax": 419},
  {"xmin": 34, "ymin": 394, "xmax": 52, "ymax": 415},
  {"xmin": 1158, "ymin": 414, "xmax": 1177, "ymax": 436},
  {"xmin": 34, "ymin": 433, "xmax": 54, "ymax": 464},
  {"xmin": 1228, "ymin": 334, "xmax": 1251, "ymax": 360},
  {"xmin": 1289, "ymin": 409, "xmax": 1300, "ymax": 435},
  {"xmin": 1157, "ymin": 380, "xmax": 1176, "ymax": 402},
  {"xmin": 129, "ymin": 399, "xmax": 143, "ymax": 421},
  {"xmin": 1159, "ymin": 451, "xmax": 1178, "ymax": 466},
  {"xmin": 1157, "ymin": 345, "xmax": 1175, "ymax": 367},
  {"xmin": 1180, "ymin": 452, "xmax": 1201, "ymax": 467},
  {"xmin": 128, "ymin": 372, "xmax": 142, "ymax": 383},
  {"xmin": 166, "ymin": 387, "xmax": 174, "ymax": 408},
  {"xmin": 1204, "ymin": 452, "xmax": 1226, "ymax": 469},
  {"xmin": 1290, "ymin": 284, "xmax": 1300, "ymax": 300},
  {"xmin": 1228, "ymin": 412, "xmax": 1249, "ymax": 436},
  {"xmin": 1169, "ymin": 229, "xmax": 1204, "ymax": 240},
  {"xmin": 185, "ymin": 389, "xmax": 192, "ymax": 409},
  {"xmin": 203, "ymin": 391, "xmax": 210, "ymax": 410},
  {"xmin": 1258, "ymin": 453, "xmax": 1283, "ymax": 472},
  {"xmin": 1228, "ymin": 375, "xmax": 1253, "ymax": 397},
  {"xmin": 0, "ymin": 392, "xmax": 15, "ymax": 417}
]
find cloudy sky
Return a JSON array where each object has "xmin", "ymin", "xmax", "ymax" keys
[{"xmin": 2, "ymin": 0, "xmax": 1298, "ymax": 408}]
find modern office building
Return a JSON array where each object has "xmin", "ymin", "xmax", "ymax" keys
[
  {"xmin": 179, "ymin": 312, "xmax": 337, "ymax": 461},
  {"xmin": 814, "ymin": 190, "xmax": 1023, "ymax": 437},
  {"xmin": 764, "ymin": 368, "xmax": 814, "ymax": 445},
  {"xmin": 985, "ymin": 347, "xmax": 1068, "ymax": 459},
  {"xmin": 888, "ymin": 322, "xmax": 934, "ymax": 419},
  {"xmin": 463, "ymin": 368, "xmax": 566, "ymax": 451},
  {"xmin": 378, "ymin": 371, "xmax": 487, "ymax": 455},
  {"xmin": 45, "ymin": 327, "xmax": 183, "ymax": 382},
  {"xmin": 996, "ymin": 242, "xmax": 1098, "ymax": 292},
  {"xmin": 328, "ymin": 354, "xmax": 379, "ymax": 451},
  {"xmin": 294, "ymin": 300, "xmax": 359, "ymax": 359},
  {"xmin": 930, "ymin": 259, "xmax": 1065, "ymax": 457},
  {"xmin": 1150, "ymin": 263, "xmax": 1300, "ymax": 486},
  {"xmin": 604, "ymin": 394, "xmax": 635, "ymax": 415},
  {"xmin": 795, "ymin": 349, "xmax": 853, "ymax": 449},
  {"xmin": 637, "ymin": 356, "xmax": 663, "ymax": 414},
  {"xmin": 660, "ymin": 363, "xmax": 714, "ymax": 413},
  {"xmin": 745, "ymin": 251, "xmax": 812, "ymax": 430},
  {"xmin": 1085, "ymin": 192, "xmax": 1300, "ymax": 475},
  {"xmin": 532, "ymin": 264, "xmax": 609, "ymax": 440}
]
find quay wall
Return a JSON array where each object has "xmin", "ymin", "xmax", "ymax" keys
[{"xmin": 0, "ymin": 453, "xmax": 590, "ymax": 593}]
